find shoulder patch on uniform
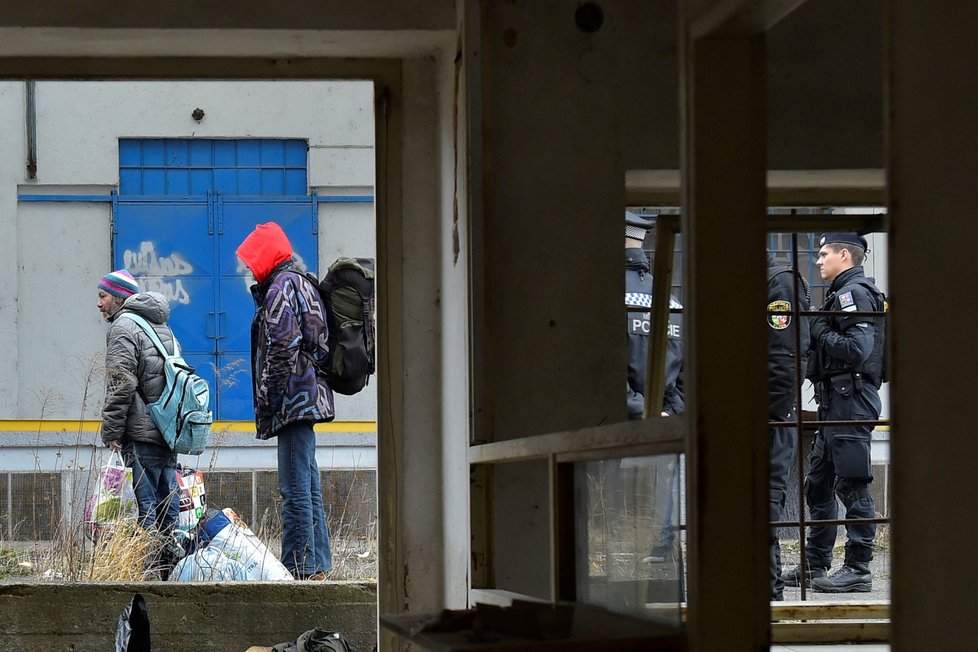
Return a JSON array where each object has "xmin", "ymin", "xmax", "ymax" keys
[
  {"xmin": 767, "ymin": 300, "xmax": 790, "ymax": 330},
  {"xmin": 839, "ymin": 291, "xmax": 856, "ymax": 312}
]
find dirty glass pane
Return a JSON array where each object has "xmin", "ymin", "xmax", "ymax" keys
[{"xmin": 574, "ymin": 455, "xmax": 684, "ymax": 626}]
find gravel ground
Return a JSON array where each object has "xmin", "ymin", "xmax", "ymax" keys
[{"xmin": 780, "ymin": 550, "xmax": 891, "ymax": 602}]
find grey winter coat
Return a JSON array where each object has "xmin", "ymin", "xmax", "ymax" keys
[{"xmin": 101, "ymin": 292, "xmax": 176, "ymax": 448}]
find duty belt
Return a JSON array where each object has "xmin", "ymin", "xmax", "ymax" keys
[{"xmin": 815, "ymin": 371, "xmax": 868, "ymax": 402}]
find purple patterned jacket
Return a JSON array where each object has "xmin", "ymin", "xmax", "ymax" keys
[{"xmin": 249, "ymin": 260, "xmax": 335, "ymax": 439}]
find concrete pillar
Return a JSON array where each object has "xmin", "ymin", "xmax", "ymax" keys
[
  {"xmin": 681, "ymin": 24, "xmax": 770, "ymax": 652},
  {"xmin": 888, "ymin": 3, "xmax": 978, "ymax": 648}
]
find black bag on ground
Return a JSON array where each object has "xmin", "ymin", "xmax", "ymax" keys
[
  {"xmin": 306, "ymin": 257, "xmax": 376, "ymax": 395},
  {"xmin": 270, "ymin": 627, "xmax": 357, "ymax": 652},
  {"xmin": 114, "ymin": 593, "xmax": 151, "ymax": 652}
]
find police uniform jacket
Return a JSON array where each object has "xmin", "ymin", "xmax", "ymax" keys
[
  {"xmin": 626, "ymin": 248, "xmax": 684, "ymax": 419},
  {"xmin": 809, "ymin": 265, "xmax": 884, "ymax": 386},
  {"xmin": 767, "ymin": 262, "xmax": 810, "ymax": 421}
]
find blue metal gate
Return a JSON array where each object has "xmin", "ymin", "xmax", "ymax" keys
[{"xmin": 114, "ymin": 139, "xmax": 316, "ymax": 420}]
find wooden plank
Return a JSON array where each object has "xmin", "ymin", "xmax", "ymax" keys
[
  {"xmin": 644, "ymin": 215, "xmax": 679, "ymax": 418},
  {"xmin": 772, "ymin": 622, "xmax": 889, "ymax": 644},
  {"xmin": 469, "ymin": 464, "xmax": 495, "ymax": 589},
  {"xmin": 772, "ymin": 600, "xmax": 889, "ymax": 621},
  {"xmin": 682, "ymin": 29, "xmax": 770, "ymax": 652},
  {"xmin": 625, "ymin": 168, "xmax": 886, "ymax": 207},
  {"xmin": 381, "ymin": 605, "xmax": 685, "ymax": 652},
  {"xmin": 467, "ymin": 417, "xmax": 685, "ymax": 465}
]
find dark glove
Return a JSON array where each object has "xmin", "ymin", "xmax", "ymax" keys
[{"xmin": 810, "ymin": 315, "xmax": 829, "ymax": 344}]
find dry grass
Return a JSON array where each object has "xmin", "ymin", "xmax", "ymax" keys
[
  {"xmin": 1, "ymin": 356, "xmax": 378, "ymax": 583},
  {"xmin": 88, "ymin": 520, "xmax": 158, "ymax": 581}
]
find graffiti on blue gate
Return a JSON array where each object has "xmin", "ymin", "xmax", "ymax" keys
[{"xmin": 124, "ymin": 240, "xmax": 193, "ymax": 305}]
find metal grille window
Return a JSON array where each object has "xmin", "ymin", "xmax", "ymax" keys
[{"xmin": 119, "ymin": 138, "xmax": 309, "ymax": 196}]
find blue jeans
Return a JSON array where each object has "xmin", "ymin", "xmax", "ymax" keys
[
  {"xmin": 125, "ymin": 440, "xmax": 179, "ymax": 533},
  {"xmin": 277, "ymin": 420, "xmax": 333, "ymax": 576},
  {"xmin": 654, "ymin": 456, "xmax": 680, "ymax": 549}
]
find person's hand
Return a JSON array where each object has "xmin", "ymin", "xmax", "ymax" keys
[
  {"xmin": 661, "ymin": 411, "xmax": 670, "ymax": 417},
  {"xmin": 810, "ymin": 315, "xmax": 829, "ymax": 343},
  {"xmin": 109, "ymin": 440, "xmax": 122, "ymax": 452}
]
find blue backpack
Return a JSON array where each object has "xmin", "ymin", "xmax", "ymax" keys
[{"xmin": 118, "ymin": 313, "xmax": 213, "ymax": 455}]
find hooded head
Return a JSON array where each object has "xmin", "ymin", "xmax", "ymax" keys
[{"xmin": 235, "ymin": 222, "xmax": 294, "ymax": 284}]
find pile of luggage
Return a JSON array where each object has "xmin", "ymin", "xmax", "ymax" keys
[{"xmin": 166, "ymin": 467, "xmax": 293, "ymax": 582}]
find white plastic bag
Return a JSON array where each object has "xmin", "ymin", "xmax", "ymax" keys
[
  {"xmin": 84, "ymin": 450, "xmax": 138, "ymax": 539},
  {"xmin": 201, "ymin": 509, "xmax": 294, "ymax": 581},
  {"xmin": 169, "ymin": 546, "xmax": 248, "ymax": 582}
]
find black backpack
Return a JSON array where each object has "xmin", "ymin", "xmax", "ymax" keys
[
  {"xmin": 305, "ymin": 257, "xmax": 376, "ymax": 395},
  {"xmin": 854, "ymin": 278, "xmax": 889, "ymax": 387}
]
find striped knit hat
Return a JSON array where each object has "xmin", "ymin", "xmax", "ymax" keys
[{"xmin": 98, "ymin": 269, "xmax": 140, "ymax": 299}]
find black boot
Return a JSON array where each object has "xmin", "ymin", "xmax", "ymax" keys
[
  {"xmin": 811, "ymin": 561, "xmax": 872, "ymax": 593},
  {"xmin": 781, "ymin": 564, "xmax": 827, "ymax": 588}
]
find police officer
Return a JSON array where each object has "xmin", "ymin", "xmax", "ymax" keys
[
  {"xmin": 626, "ymin": 211, "xmax": 683, "ymax": 420},
  {"xmin": 782, "ymin": 233, "xmax": 885, "ymax": 593},
  {"xmin": 766, "ymin": 252, "xmax": 810, "ymax": 600},
  {"xmin": 624, "ymin": 211, "xmax": 684, "ymax": 563}
]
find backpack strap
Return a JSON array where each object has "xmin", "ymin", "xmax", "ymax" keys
[
  {"xmin": 117, "ymin": 312, "xmax": 178, "ymax": 357},
  {"xmin": 852, "ymin": 278, "xmax": 885, "ymax": 307}
]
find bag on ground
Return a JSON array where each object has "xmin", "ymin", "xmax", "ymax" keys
[
  {"xmin": 117, "ymin": 312, "xmax": 213, "ymax": 455},
  {"xmin": 305, "ymin": 257, "xmax": 376, "ymax": 395},
  {"xmin": 114, "ymin": 593, "xmax": 151, "ymax": 652},
  {"xmin": 169, "ymin": 544, "xmax": 249, "ymax": 582},
  {"xmin": 84, "ymin": 450, "xmax": 138, "ymax": 540},
  {"xmin": 199, "ymin": 508, "xmax": 293, "ymax": 581},
  {"xmin": 270, "ymin": 628, "xmax": 358, "ymax": 652},
  {"xmin": 176, "ymin": 466, "xmax": 207, "ymax": 531}
]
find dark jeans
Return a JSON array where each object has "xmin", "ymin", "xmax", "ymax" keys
[
  {"xmin": 277, "ymin": 420, "xmax": 333, "ymax": 576},
  {"xmin": 125, "ymin": 440, "xmax": 179, "ymax": 533},
  {"xmin": 769, "ymin": 421, "xmax": 797, "ymax": 600},
  {"xmin": 805, "ymin": 383, "xmax": 881, "ymax": 567}
]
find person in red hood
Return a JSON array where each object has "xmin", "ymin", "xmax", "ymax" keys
[{"xmin": 237, "ymin": 222, "xmax": 335, "ymax": 579}]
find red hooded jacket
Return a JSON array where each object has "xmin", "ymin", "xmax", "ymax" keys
[
  {"xmin": 235, "ymin": 222, "xmax": 294, "ymax": 283},
  {"xmin": 237, "ymin": 222, "xmax": 335, "ymax": 438}
]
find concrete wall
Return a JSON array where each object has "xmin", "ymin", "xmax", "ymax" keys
[{"xmin": 0, "ymin": 581, "xmax": 377, "ymax": 652}]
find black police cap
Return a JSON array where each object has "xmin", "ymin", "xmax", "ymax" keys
[
  {"xmin": 819, "ymin": 232, "xmax": 868, "ymax": 251},
  {"xmin": 625, "ymin": 211, "xmax": 655, "ymax": 240},
  {"xmin": 625, "ymin": 211, "xmax": 655, "ymax": 230}
]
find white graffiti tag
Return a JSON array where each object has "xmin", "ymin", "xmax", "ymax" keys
[{"xmin": 124, "ymin": 241, "xmax": 193, "ymax": 305}]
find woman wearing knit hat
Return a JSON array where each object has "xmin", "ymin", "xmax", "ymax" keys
[{"xmin": 97, "ymin": 269, "xmax": 182, "ymax": 578}]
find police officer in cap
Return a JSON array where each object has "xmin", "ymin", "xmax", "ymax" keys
[
  {"xmin": 782, "ymin": 233, "xmax": 886, "ymax": 593},
  {"xmin": 624, "ymin": 211, "xmax": 684, "ymax": 563},
  {"xmin": 625, "ymin": 211, "xmax": 684, "ymax": 420},
  {"xmin": 766, "ymin": 252, "xmax": 810, "ymax": 600}
]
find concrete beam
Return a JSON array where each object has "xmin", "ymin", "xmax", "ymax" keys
[
  {"xmin": 0, "ymin": 582, "xmax": 377, "ymax": 652},
  {"xmin": 689, "ymin": 0, "xmax": 809, "ymax": 38},
  {"xmin": 626, "ymin": 168, "xmax": 886, "ymax": 207}
]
